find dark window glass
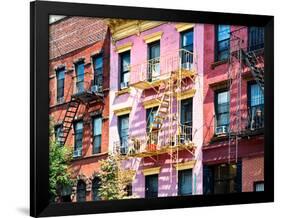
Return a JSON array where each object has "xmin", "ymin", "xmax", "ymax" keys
[
  {"xmin": 54, "ymin": 124, "xmax": 63, "ymax": 145},
  {"xmin": 92, "ymin": 116, "xmax": 102, "ymax": 154},
  {"xmin": 93, "ymin": 55, "xmax": 103, "ymax": 89},
  {"xmin": 77, "ymin": 180, "xmax": 86, "ymax": 202},
  {"xmin": 248, "ymin": 27, "xmax": 264, "ymax": 51},
  {"xmin": 181, "ymin": 29, "xmax": 194, "ymax": 68},
  {"xmin": 254, "ymin": 181, "xmax": 264, "ymax": 192},
  {"xmin": 120, "ymin": 51, "xmax": 130, "ymax": 89},
  {"xmin": 148, "ymin": 41, "xmax": 160, "ymax": 81},
  {"xmin": 125, "ymin": 183, "xmax": 132, "ymax": 196},
  {"xmin": 215, "ymin": 90, "xmax": 230, "ymax": 133},
  {"xmin": 56, "ymin": 68, "xmax": 65, "ymax": 102},
  {"xmin": 180, "ymin": 98, "xmax": 193, "ymax": 141},
  {"xmin": 248, "ymin": 83, "xmax": 264, "ymax": 129},
  {"xmin": 74, "ymin": 121, "xmax": 83, "ymax": 157},
  {"xmin": 92, "ymin": 177, "xmax": 101, "ymax": 201},
  {"xmin": 215, "ymin": 25, "xmax": 230, "ymax": 61},
  {"xmin": 145, "ymin": 174, "xmax": 158, "ymax": 198},
  {"xmin": 75, "ymin": 61, "xmax": 84, "ymax": 93},
  {"xmin": 118, "ymin": 115, "xmax": 129, "ymax": 155},
  {"xmin": 213, "ymin": 163, "xmax": 237, "ymax": 194},
  {"xmin": 178, "ymin": 169, "xmax": 192, "ymax": 196}
]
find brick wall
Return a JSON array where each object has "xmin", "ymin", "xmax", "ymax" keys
[{"xmin": 242, "ymin": 155, "xmax": 264, "ymax": 192}]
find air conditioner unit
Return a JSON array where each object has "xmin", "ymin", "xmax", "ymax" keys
[
  {"xmin": 120, "ymin": 82, "xmax": 129, "ymax": 89},
  {"xmin": 91, "ymin": 85, "xmax": 102, "ymax": 93},
  {"xmin": 73, "ymin": 149, "xmax": 82, "ymax": 158},
  {"xmin": 57, "ymin": 97, "xmax": 64, "ymax": 104},
  {"xmin": 215, "ymin": 126, "xmax": 228, "ymax": 136}
]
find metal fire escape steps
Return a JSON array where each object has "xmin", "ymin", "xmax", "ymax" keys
[
  {"xmin": 58, "ymin": 99, "xmax": 80, "ymax": 145},
  {"xmin": 242, "ymin": 49, "xmax": 264, "ymax": 92}
]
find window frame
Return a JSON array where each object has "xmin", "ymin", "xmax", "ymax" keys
[
  {"xmin": 92, "ymin": 54, "xmax": 103, "ymax": 88},
  {"xmin": 214, "ymin": 89, "xmax": 230, "ymax": 133},
  {"xmin": 178, "ymin": 169, "xmax": 193, "ymax": 196},
  {"xmin": 147, "ymin": 40, "xmax": 160, "ymax": 82},
  {"xmin": 76, "ymin": 180, "xmax": 86, "ymax": 202},
  {"xmin": 180, "ymin": 28, "xmax": 194, "ymax": 52},
  {"xmin": 253, "ymin": 181, "xmax": 264, "ymax": 192},
  {"xmin": 248, "ymin": 26, "xmax": 264, "ymax": 51},
  {"xmin": 92, "ymin": 115, "xmax": 102, "ymax": 154},
  {"xmin": 54, "ymin": 124, "xmax": 63, "ymax": 145},
  {"xmin": 56, "ymin": 67, "xmax": 65, "ymax": 103},
  {"xmin": 118, "ymin": 114, "xmax": 130, "ymax": 155},
  {"xmin": 74, "ymin": 60, "xmax": 85, "ymax": 93},
  {"xmin": 119, "ymin": 50, "xmax": 131, "ymax": 89},
  {"xmin": 74, "ymin": 120, "xmax": 83, "ymax": 157},
  {"xmin": 92, "ymin": 177, "xmax": 101, "ymax": 201},
  {"xmin": 215, "ymin": 25, "xmax": 231, "ymax": 62}
]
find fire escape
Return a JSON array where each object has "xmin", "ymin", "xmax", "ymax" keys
[
  {"xmin": 227, "ymin": 26, "xmax": 264, "ymax": 163},
  {"xmin": 57, "ymin": 77, "xmax": 104, "ymax": 147}
]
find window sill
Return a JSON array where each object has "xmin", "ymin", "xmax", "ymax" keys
[
  {"xmin": 71, "ymin": 152, "xmax": 108, "ymax": 162},
  {"xmin": 211, "ymin": 59, "xmax": 228, "ymax": 69},
  {"xmin": 116, "ymin": 87, "xmax": 131, "ymax": 96}
]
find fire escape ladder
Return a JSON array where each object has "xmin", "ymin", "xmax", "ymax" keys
[
  {"xmin": 59, "ymin": 99, "xmax": 80, "ymax": 145},
  {"xmin": 242, "ymin": 50, "xmax": 264, "ymax": 93},
  {"xmin": 147, "ymin": 80, "xmax": 173, "ymax": 143}
]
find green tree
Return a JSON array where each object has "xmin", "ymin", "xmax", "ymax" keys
[
  {"xmin": 98, "ymin": 154, "xmax": 132, "ymax": 200},
  {"xmin": 49, "ymin": 119, "xmax": 73, "ymax": 202}
]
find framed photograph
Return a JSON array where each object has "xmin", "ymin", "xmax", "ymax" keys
[{"xmin": 30, "ymin": 1, "xmax": 274, "ymax": 217}]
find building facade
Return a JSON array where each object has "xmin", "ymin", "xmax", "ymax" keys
[
  {"xmin": 108, "ymin": 20, "xmax": 204, "ymax": 198},
  {"xmin": 49, "ymin": 17, "xmax": 110, "ymax": 202},
  {"xmin": 202, "ymin": 24, "xmax": 264, "ymax": 194}
]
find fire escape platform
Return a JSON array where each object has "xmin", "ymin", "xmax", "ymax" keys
[
  {"xmin": 130, "ymin": 68, "xmax": 196, "ymax": 90},
  {"xmin": 124, "ymin": 142, "xmax": 196, "ymax": 159},
  {"xmin": 71, "ymin": 91, "xmax": 104, "ymax": 103}
]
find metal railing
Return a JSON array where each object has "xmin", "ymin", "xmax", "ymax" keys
[
  {"xmin": 129, "ymin": 49, "xmax": 194, "ymax": 85},
  {"xmin": 72, "ymin": 78, "xmax": 103, "ymax": 95},
  {"xmin": 113, "ymin": 124, "xmax": 193, "ymax": 156}
]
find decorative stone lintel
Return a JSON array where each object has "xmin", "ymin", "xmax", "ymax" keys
[
  {"xmin": 176, "ymin": 88, "xmax": 196, "ymax": 100},
  {"xmin": 143, "ymin": 31, "xmax": 163, "ymax": 44},
  {"xmin": 173, "ymin": 160, "xmax": 196, "ymax": 171},
  {"xmin": 142, "ymin": 167, "xmax": 161, "ymax": 176},
  {"xmin": 115, "ymin": 42, "xmax": 133, "ymax": 53},
  {"xmin": 142, "ymin": 98, "xmax": 161, "ymax": 109},
  {"xmin": 175, "ymin": 23, "xmax": 194, "ymax": 32},
  {"xmin": 113, "ymin": 106, "xmax": 132, "ymax": 116}
]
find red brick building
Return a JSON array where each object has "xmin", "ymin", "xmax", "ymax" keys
[
  {"xmin": 49, "ymin": 17, "xmax": 110, "ymax": 202},
  {"xmin": 202, "ymin": 24, "xmax": 264, "ymax": 194}
]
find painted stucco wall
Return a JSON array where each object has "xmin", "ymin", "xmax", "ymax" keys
[{"xmin": 109, "ymin": 23, "xmax": 204, "ymax": 197}]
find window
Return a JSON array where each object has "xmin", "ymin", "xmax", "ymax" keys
[
  {"xmin": 54, "ymin": 124, "xmax": 63, "ymax": 145},
  {"xmin": 248, "ymin": 83, "xmax": 264, "ymax": 130},
  {"xmin": 181, "ymin": 29, "xmax": 194, "ymax": 69},
  {"xmin": 145, "ymin": 174, "xmax": 158, "ymax": 198},
  {"xmin": 125, "ymin": 183, "xmax": 132, "ymax": 197},
  {"xmin": 56, "ymin": 67, "xmax": 65, "ymax": 103},
  {"xmin": 215, "ymin": 25, "xmax": 230, "ymax": 61},
  {"xmin": 248, "ymin": 27, "xmax": 264, "ymax": 51},
  {"xmin": 120, "ymin": 51, "xmax": 130, "ymax": 89},
  {"xmin": 254, "ymin": 181, "xmax": 264, "ymax": 192},
  {"xmin": 92, "ymin": 177, "xmax": 101, "ymax": 201},
  {"xmin": 93, "ymin": 55, "xmax": 103, "ymax": 90},
  {"xmin": 213, "ymin": 163, "xmax": 240, "ymax": 194},
  {"xmin": 75, "ymin": 61, "xmax": 84, "ymax": 93},
  {"xmin": 92, "ymin": 116, "xmax": 102, "ymax": 154},
  {"xmin": 180, "ymin": 98, "xmax": 193, "ymax": 141},
  {"xmin": 215, "ymin": 90, "xmax": 230, "ymax": 134},
  {"xmin": 148, "ymin": 41, "xmax": 160, "ymax": 81},
  {"xmin": 146, "ymin": 107, "xmax": 159, "ymax": 145},
  {"xmin": 118, "ymin": 115, "xmax": 129, "ymax": 155},
  {"xmin": 76, "ymin": 180, "xmax": 86, "ymax": 202},
  {"xmin": 178, "ymin": 169, "xmax": 192, "ymax": 196},
  {"xmin": 74, "ymin": 121, "xmax": 83, "ymax": 157}
]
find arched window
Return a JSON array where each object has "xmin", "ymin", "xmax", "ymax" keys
[
  {"xmin": 92, "ymin": 177, "xmax": 101, "ymax": 201},
  {"xmin": 76, "ymin": 180, "xmax": 86, "ymax": 202}
]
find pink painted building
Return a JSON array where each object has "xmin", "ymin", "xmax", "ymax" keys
[{"xmin": 108, "ymin": 20, "xmax": 204, "ymax": 198}]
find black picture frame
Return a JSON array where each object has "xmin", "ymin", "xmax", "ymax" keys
[{"xmin": 30, "ymin": 1, "xmax": 274, "ymax": 217}]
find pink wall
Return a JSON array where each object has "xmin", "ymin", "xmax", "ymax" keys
[{"xmin": 109, "ymin": 23, "xmax": 204, "ymax": 197}]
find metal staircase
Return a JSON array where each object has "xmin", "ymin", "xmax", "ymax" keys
[
  {"xmin": 147, "ymin": 78, "xmax": 174, "ymax": 144},
  {"xmin": 242, "ymin": 49, "xmax": 264, "ymax": 92},
  {"xmin": 58, "ymin": 99, "xmax": 80, "ymax": 145}
]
